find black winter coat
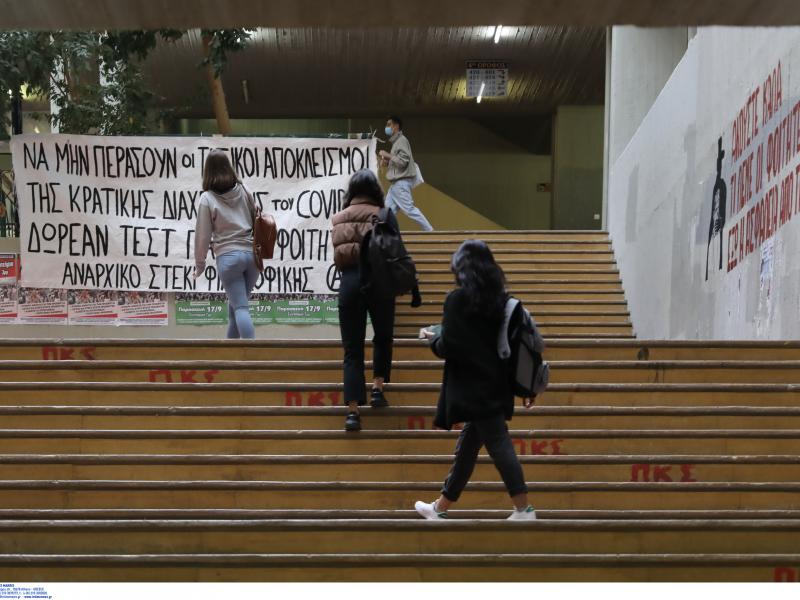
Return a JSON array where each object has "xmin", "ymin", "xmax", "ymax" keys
[{"xmin": 431, "ymin": 287, "xmax": 514, "ymax": 430}]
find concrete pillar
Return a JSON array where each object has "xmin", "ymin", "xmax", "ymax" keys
[{"xmin": 606, "ymin": 27, "xmax": 689, "ymax": 167}]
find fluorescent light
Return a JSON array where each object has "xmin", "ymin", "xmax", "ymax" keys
[
  {"xmin": 494, "ymin": 25, "xmax": 502, "ymax": 44},
  {"xmin": 477, "ymin": 82, "xmax": 486, "ymax": 104}
]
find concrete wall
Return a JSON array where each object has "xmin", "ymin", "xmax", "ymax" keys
[
  {"xmin": 607, "ymin": 27, "xmax": 688, "ymax": 166},
  {"xmin": 553, "ymin": 106, "xmax": 604, "ymax": 229},
  {"xmin": 608, "ymin": 27, "xmax": 800, "ymax": 339}
]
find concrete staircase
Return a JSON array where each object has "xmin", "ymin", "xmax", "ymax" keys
[{"xmin": 0, "ymin": 230, "xmax": 798, "ymax": 582}]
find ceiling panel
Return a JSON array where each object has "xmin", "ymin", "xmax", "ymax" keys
[{"xmin": 144, "ymin": 26, "xmax": 606, "ymax": 118}]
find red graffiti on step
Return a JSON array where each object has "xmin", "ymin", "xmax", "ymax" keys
[
  {"xmin": 513, "ymin": 438, "xmax": 565, "ymax": 456},
  {"xmin": 774, "ymin": 567, "xmax": 797, "ymax": 582},
  {"xmin": 630, "ymin": 464, "xmax": 697, "ymax": 483},
  {"xmin": 285, "ymin": 391, "xmax": 341, "ymax": 406},
  {"xmin": 148, "ymin": 369, "xmax": 219, "ymax": 383},
  {"xmin": 42, "ymin": 346, "xmax": 97, "ymax": 360}
]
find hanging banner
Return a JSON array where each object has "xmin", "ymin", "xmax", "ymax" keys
[
  {"xmin": 175, "ymin": 293, "xmax": 228, "ymax": 325},
  {"xmin": 17, "ymin": 287, "xmax": 68, "ymax": 324},
  {"xmin": 11, "ymin": 134, "xmax": 376, "ymax": 294},
  {"xmin": 67, "ymin": 289, "xmax": 119, "ymax": 325},
  {"xmin": 117, "ymin": 291, "xmax": 168, "ymax": 326},
  {"xmin": 0, "ymin": 254, "xmax": 18, "ymax": 286},
  {"xmin": 0, "ymin": 285, "xmax": 18, "ymax": 323}
]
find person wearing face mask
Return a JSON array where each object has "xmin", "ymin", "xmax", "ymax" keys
[{"xmin": 378, "ymin": 116, "xmax": 434, "ymax": 232}]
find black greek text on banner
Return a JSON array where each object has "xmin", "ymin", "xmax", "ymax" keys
[{"xmin": 11, "ymin": 134, "xmax": 377, "ymax": 294}]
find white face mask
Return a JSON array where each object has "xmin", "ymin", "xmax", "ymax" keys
[{"xmin": 384, "ymin": 126, "xmax": 394, "ymax": 137}]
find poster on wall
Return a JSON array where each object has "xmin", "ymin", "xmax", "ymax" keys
[
  {"xmin": 271, "ymin": 295, "xmax": 326, "ymax": 325},
  {"xmin": 10, "ymin": 134, "xmax": 376, "ymax": 296},
  {"xmin": 17, "ymin": 287, "xmax": 68, "ymax": 324},
  {"xmin": 248, "ymin": 298, "xmax": 275, "ymax": 325},
  {"xmin": 0, "ymin": 286, "xmax": 18, "ymax": 323},
  {"xmin": 175, "ymin": 293, "xmax": 228, "ymax": 325},
  {"xmin": 117, "ymin": 291, "xmax": 168, "ymax": 327},
  {"xmin": 67, "ymin": 289, "xmax": 119, "ymax": 325},
  {"xmin": 0, "ymin": 254, "xmax": 18, "ymax": 286}
]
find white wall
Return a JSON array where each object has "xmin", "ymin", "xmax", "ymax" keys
[
  {"xmin": 609, "ymin": 27, "xmax": 800, "ymax": 339},
  {"xmin": 607, "ymin": 27, "xmax": 688, "ymax": 166}
]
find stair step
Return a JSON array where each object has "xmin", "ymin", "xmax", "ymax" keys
[
  {"xmin": 0, "ymin": 552, "xmax": 793, "ymax": 582},
  {"xmin": 0, "ymin": 480, "xmax": 796, "ymax": 510},
  {"xmin": 9, "ymin": 339, "xmax": 800, "ymax": 361},
  {"xmin": 1, "ymin": 518, "xmax": 799, "ymax": 555}
]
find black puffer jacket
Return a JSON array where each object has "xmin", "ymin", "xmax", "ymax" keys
[{"xmin": 431, "ymin": 287, "xmax": 514, "ymax": 430}]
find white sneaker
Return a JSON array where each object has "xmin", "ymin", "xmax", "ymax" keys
[
  {"xmin": 414, "ymin": 500, "xmax": 449, "ymax": 520},
  {"xmin": 507, "ymin": 505, "xmax": 537, "ymax": 520}
]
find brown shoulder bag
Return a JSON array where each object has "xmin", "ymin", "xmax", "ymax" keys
[{"xmin": 245, "ymin": 187, "xmax": 278, "ymax": 269}]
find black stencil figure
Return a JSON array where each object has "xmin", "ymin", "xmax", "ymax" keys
[{"xmin": 705, "ymin": 137, "xmax": 727, "ymax": 281}]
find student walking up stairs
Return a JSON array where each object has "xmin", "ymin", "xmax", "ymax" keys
[{"xmin": 0, "ymin": 230, "xmax": 797, "ymax": 582}]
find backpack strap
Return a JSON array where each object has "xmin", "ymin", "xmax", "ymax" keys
[{"xmin": 497, "ymin": 297, "xmax": 520, "ymax": 359}]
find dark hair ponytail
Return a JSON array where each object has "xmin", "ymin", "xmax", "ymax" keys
[{"xmin": 450, "ymin": 240, "xmax": 508, "ymax": 318}]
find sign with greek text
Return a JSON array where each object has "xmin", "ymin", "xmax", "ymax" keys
[{"xmin": 10, "ymin": 134, "xmax": 376, "ymax": 294}]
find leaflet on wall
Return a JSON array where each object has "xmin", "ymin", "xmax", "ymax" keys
[
  {"xmin": 17, "ymin": 287, "xmax": 68, "ymax": 324},
  {"xmin": 0, "ymin": 254, "xmax": 18, "ymax": 286},
  {"xmin": 0, "ymin": 285, "xmax": 18, "ymax": 323},
  {"xmin": 67, "ymin": 289, "xmax": 119, "ymax": 325},
  {"xmin": 117, "ymin": 291, "xmax": 169, "ymax": 326},
  {"xmin": 175, "ymin": 293, "xmax": 228, "ymax": 325}
]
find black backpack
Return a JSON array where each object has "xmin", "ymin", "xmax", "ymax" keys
[
  {"xmin": 503, "ymin": 298, "xmax": 549, "ymax": 398},
  {"xmin": 360, "ymin": 207, "xmax": 418, "ymax": 298}
]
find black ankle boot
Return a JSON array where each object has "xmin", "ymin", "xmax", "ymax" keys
[
  {"xmin": 370, "ymin": 388, "xmax": 389, "ymax": 408},
  {"xmin": 344, "ymin": 411, "xmax": 361, "ymax": 432}
]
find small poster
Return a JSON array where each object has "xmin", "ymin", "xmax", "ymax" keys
[
  {"xmin": 175, "ymin": 293, "xmax": 228, "ymax": 325},
  {"xmin": 17, "ymin": 287, "xmax": 68, "ymax": 324},
  {"xmin": 272, "ymin": 296, "xmax": 325, "ymax": 325},
  {"xmin": 68, "ymin": 289, "xmax": 119, "ymax": 325},
  {"xmin": 117, "ymin": 291, "xmax": 169, "ymax": 327},
  {"xmin": 322, "ymin": 297, "xmax": 339, "ymax": 325},
  {"xmin": 0, "ymin": 254, "xmax": 18, "ymax": 286},
  {"xmin": 249, "ymin": 298, "xmax": 276, "ymax": 325},
  {"xmin": 0, "ymin": 285, "xmax": 18, "ymax": 323}
]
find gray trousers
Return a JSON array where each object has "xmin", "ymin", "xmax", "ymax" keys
[{"xmin": 385, "ymin": 178, "xmax": 433, "ymax": 231}]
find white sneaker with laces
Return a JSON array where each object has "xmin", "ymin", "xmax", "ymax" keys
[
  {"xmin": 507, "ymin": 505, "xmax": 537, "ymax": 520},
  {"xmin": 414, "ymin": 500, "xmax": 449, "ymax": 520}
]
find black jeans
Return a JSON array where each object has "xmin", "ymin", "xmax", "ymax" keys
[
  {"xmin": 338, "ymin": 266, "xmax": 395, "ymax": 406},
  {"xmin": 441, "ymin": 412, "xmax": 528, "ymax": 501}
]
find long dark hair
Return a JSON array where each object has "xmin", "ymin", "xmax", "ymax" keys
[
  {"xmin": 202, "ymin": 150, "xmax": 240, "ymax": 194},
  {"xmin": 451, "ymin": 240, "xmax": 508, "ymax": 317},
  {"xmin": 343, "ymin": 169, "xmax": 385, "ymax": 209}
]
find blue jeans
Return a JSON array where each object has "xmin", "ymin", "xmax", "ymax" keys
[
  {"xmin": 385, "ymin": 178, "xmax": 433, "ymax": 231},
  {"xmin": 216, "ymin": 250, "xmax": 260, "ymax": 339}
]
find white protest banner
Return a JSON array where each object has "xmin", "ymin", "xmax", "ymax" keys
[{"xmin": 11, "ymin": 134, "xmax": 376, "ymax": 294}]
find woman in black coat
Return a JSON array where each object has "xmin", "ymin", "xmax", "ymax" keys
[{"xmin": 414, "ymin": 240, "xmax": 536, "ymax": 520}]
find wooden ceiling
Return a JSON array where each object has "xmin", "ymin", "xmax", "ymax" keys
[
  {"xmin": 2, "ymin": 0, "xmax": 798, "ymax": 29},
  {"xmin": 146, "ymin": 27, "xmax": 606, "ymax": 118}
]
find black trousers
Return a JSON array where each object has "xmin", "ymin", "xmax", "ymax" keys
[
  {"xmin": 441, "ymin": 412, "xmax": 528, "ymax": 501},
  {"xmin": 338, "ymin": 266, "xmax": 395, "ymax": 406}
]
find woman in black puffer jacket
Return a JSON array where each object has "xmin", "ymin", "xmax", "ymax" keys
[{"xmin": 414, "ymin": 240, "xmax": 536, "ymax": 520}]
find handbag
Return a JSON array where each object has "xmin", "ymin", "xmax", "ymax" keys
[{"xmin": 244, "ymin": 186, "xmax": 278, "ymax": 269}]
